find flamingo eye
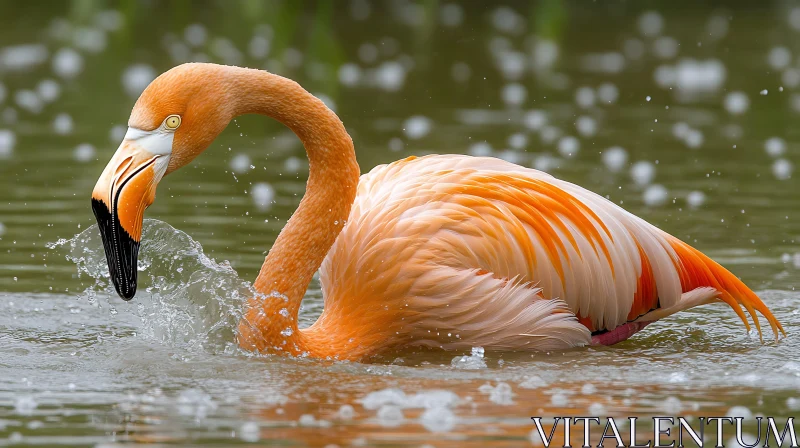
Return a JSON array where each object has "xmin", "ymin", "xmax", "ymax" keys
[{"xmin": 164, "ymin": 115, "xmax": 181, "ymax": 130}]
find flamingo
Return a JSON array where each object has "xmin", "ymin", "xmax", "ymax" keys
[{"xmin": 91, "ymin": 63, "xmax": 784, "ymax": 360}]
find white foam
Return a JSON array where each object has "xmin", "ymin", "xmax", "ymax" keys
[
  {"xmin": 239, "ymin": 421, "xmax": 260, "ymax": 442},
  {"xmin": 122, "ymin": 64, "xmax": 156, "ymax": 98},
  {"xmin": 532, "ymin": 40, "xmax": 559, "ymax": 70},
  {"xmin": 518, "ymin": 375, "xmax": 547, "ymax": 389},
  {"xmin": 451, "ymin": 346, "xmax": 487, "ymax": 369},
  {"xmin": 0, "ymin": 44, "xmax": 48, "ymax": 71},
  {"xmin": 284, "ymin": 156, "xmax": 303, "ymax": 173},
  {"xmin": 508, "ymin": 133, "xmax": 528, "ymax": 150},
  {"xmin": 684, "ymin": 128, "xmax": 704, "ymax": 149},
  {"xmin": 14, "ymin": 90, "xmax": 43, "ymax": 114},
  {"xmin": 374, "ymin": 61, "xmax": 406, "ymax": 92},
  {"xmin": 376, "ymin": 405, "xmax": 404, "ymax": 427},
  {"xmin": 420, "ymin": 406, "xmax": 457, "ymax": 432},
  {"xmin": 14, "ymin": 396, "xmax": 37, "ymax": 416},
  {"xmin": 338, "ymin": 404, "xmax": 355, "ymax": 420}
]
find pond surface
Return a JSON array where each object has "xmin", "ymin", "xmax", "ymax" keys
[{"xmin": 1, "ymin": 1, "xmax": 800, "ymax": 446}]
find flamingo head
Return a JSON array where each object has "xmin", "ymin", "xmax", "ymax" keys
[{"xmin": 91, "ymin": 63, "xmax": 234, "ymax": 300}]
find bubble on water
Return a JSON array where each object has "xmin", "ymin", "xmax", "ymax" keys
[
  {"xmin": 109, "ymin": 124, "xmax": 127, "ymax": 143},
  {"xmin": 403, "ymin": 116, "xmax": 432, "ymax": 140},
  {"xmin": 251, "ymin": 183, "xmax": 275, "ymax": 211},
  {"xmin": 338, "ymin": 63, "xmax": 362, "ymax": 87},
  {"xmin": 575, "ymin": 116, "xmax": 597, "ymax": 137},
  {"xmin": 374, "ymin": 61, "xmax": 406, "ymax": 91},
  {"xmin": 239, "ymin": 421, "xmax": 260, "ymax": 442},
  {"xmin": 420, "ymin": 406, "xmax": 457, "ymax": 432},
  {"xmin": 479, "ymin": 381, "xmax": 514, "ymax": 405},
  {"xmin": 14, "ymin": 396, "xmax": 37, "ymax": 416},
  {"xmin": 787, "ymin": 397, "xmax": 800, "ymax": 410},
  {"xmin": 684, "ymin": 128, "xmax": 704, "ymax": 149},
  {"xmin": 358, "ymin": 43, "xmax": 378, "ymax": 64},
  {"xmin": 248, "ymin": 35, "xmax": 270, "ymax": 60},
  {"xmin": 672, "ymin": 122, "xmax": 690, "ymax": 139},
  {"xmin": 653, "ymin": 36, "xmax": 679, "ymax": 59},
  {"xmin": 501, "ymin": 83, "xmax": 527, "ymax": 107},
  {"xmin": 724, "ymin": 91, "xmax": 749, "ymax": 115},
  {"xmin": 686, "ymin": 191, "xmax": 706, "ymax": 209},
  {"xmin": 540, "ymin": 126, "xmax": 561, "ymax": 145},
  {"xmin": 581, "ymin": 383, "xmax": 597, "ymax": 395},
  {"xmin": 602, "ymin": 146, "xmax": 628, "ymax": 173},
  {"xmin": 73, "ymin": 27, "xmax": 107, "ymax": 54},
  {"xmin": 73, "ymin": 143, "xmax": 95, "ymax": 163},
  {"xmin": 655, "ymin": 59, "xmax": 726, "ymax": 94},
  {"xmin": 94, "ymin": 10, "xmax": 123, "ymax": 31},
  {"xmin": 177, "ymin": 389, "xmax": 217, "ymax": 420},
  {"xmin": 575, "ymin": 86, "xmax": 596, "ymax": 109},
  {"xmin": 768, "ymin": 46, "xmax": 792, "ymax": 70},
  {"xmin": 643, "ymin": 184, "xmax": 668, "ymax": 207},
  {"xmin": 550, "ymin": 392, "xmax": 569, "ymax": 406},
  {"xmin": 597, "ymin": 83, "xmax": 619, "ymax": 104},
  {"xmin": 765, "ymin": 137, "xmax": 786, "ymax": 158},
  {"xmin": 388, "ymin": 137, "xmax": 404, "ymax": 152},
  {"xmin": 52, "ymin": 48, "xmax": 84, "ymax": 79},
  {"xmin": 631, "ymin": 161, "xmax": 656, "ymax": 186},
  {"xmin": 284, "ymin": 156, "xmax": 303, "ymax": 173},
  {"xmin": 37, "ymin": 79, "xmax": 61, "ymax": 103},
  {"xmin": 524, "ymin": 110, "xmax": 548, "ymax": 131},
  {"xmin": 0, "ymin": 222, "xmax": 6, "ymax": 237},
  {"xmin": 468, "ymin": 142, "xmax": 492, "ymax": 157},
  {"xmin": 0, "ymin": 129, "xmax": 16, "ymax": 158},
  {"xmin": 350, "ymin": 0, "xmax": 371, "ymax": 20},
  {"xmin": 53, "ymin": 113, "xmax": 73, "ymax": 135},
  {"xmin": 439, "ymin": 3, "xmax": 463, "ymax": 27},
  {"xmin": 15, "ymin": 90, "xmax": 44, "ymax": 114},
  {"xmin": 491, "ymin": 6, "xmax": 524, "ymax": 34},
  {"xmin": 376, "ymin": 405, "xmax": 404, "ymax": 427},
  {"xmin": 338, "ymin": 404, "xmax": 355, "ymax": 420},
  {"xmin": 532, "ymin": 39, "xmax": 559, "ymax": 71},
  {"xmin": 784, "ymin": 68, "xmax": 800, "ymax": 89},
  {"xmin": 122, "ymin": 64, "xmax": 156, "ymax": 98},
  {"xmin": 0, "ymin": 44, "xmax": 48, "ymax": 71},
  {"xmin": 533, "ymin": 154, "xmax": 559, "ymax": 172},
  {"xmin": 558, "ymin": 136, "xmax": 579, "ymax": 158},
  {"xmin": 451, "ymin": 346, "xmax": 487, "ymax": 369},
  {"xmin": 508, "ymin": 133, "xmax": 528, "ymax": 150},
  {"xmin": 184, "ymin": 24, "xmax": 207, "ymax": 47},
  {"xmin": 518, "ymin": 375, "xmax": 547, "ymax": 389},
  {"xmin": 623, "ymin": 38, "xmax": 645, "ymax": 60},
  {"xmin": 662, "ymin": 396, "xmax": 683, "ymax": 414},
  {"xmin": 588, "ymin": 402, "xmax": 606, "ymax": 415},
  {"xmin": 638, "ymin": 11, "xmax": 664, "ymax": 37},
  {"xmin": 727, "ymin": 406, "xmax": 753, "ymax": 419},
  {"xmin": 773, "ymin": 159, "xmax": 793, "ymax": 180},
  {"xmin": 451, "ymin": 62, "xmax": 471, "ymax": 83},
  {"xmin": 707, "ymin": 15, "xmax": 729, "ymax": 40}
]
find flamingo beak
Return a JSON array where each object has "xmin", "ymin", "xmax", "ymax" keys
[{"xmin": 91, "ymin": 128, "xmax": 172, "ymax": 300}]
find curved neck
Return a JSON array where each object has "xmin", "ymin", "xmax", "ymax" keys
[{"xmin": 229, "ymin": 68, "xmax": 360, "ymax": 354}]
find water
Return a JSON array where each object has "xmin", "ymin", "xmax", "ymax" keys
[{"xmin": 2, "ymin": 2, "xmax": 800, "ymax": 445}]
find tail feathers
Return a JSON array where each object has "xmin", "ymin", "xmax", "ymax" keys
[{"xmin": 669, "ymin": 239, "xmax": 785, "ymax": 341}]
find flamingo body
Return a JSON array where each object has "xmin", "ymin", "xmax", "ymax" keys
[{"xmin": 90, "ymin": 63, "xmax": 783, "ymax": 361}]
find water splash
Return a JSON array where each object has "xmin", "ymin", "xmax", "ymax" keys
[{"xmin": 48, "ymin": 219, "xmax": 253, "ymax": 353}]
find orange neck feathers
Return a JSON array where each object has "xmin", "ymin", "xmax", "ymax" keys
[{"xmin": 221, "ymin": 68, "xmax": 360, "ymax": 355}]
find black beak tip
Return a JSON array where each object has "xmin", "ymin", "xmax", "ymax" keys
[{"xmin": 91, "ymin": 198, "xmax": 141, "ymax": 301}]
